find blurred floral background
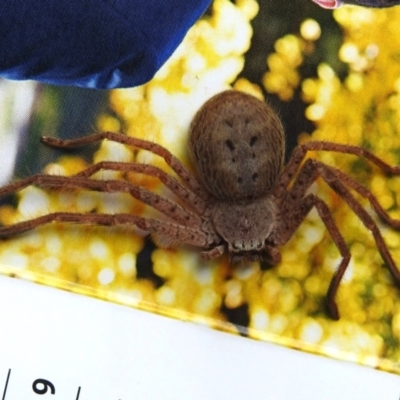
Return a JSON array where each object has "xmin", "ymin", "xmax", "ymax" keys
[{"xmin": 1, "ymin": 0, "xmax": 400, "ymax": 374}]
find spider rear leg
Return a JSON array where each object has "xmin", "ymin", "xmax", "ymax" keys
[
  {"xmin": 278, "ymin": 141, "xmax": 400, "ymax": 191},
  {"xmin": 324, "ymin": 166, "xmax": 400, "ymax": 229},
  {"xmin": 41, "ymin": 132, "xmax": 209, "ymax": 200},
  {"xmin": 0, "ymin": 174, "xmax": 202, "ymax": 228},
  {"xmin": 74, "ymin": 161, "xmax": 207, "ymax": 215}
]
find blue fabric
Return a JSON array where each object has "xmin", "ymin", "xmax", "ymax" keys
[{"xmin": 0, "ymin": 0, "xmax": 211, "ymax": 89}]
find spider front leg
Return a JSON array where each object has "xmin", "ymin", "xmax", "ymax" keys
[
  {"xmin": 275, "ymin": 163, "xmax": 350, "ymax": 319},
  {"xmin": 276, "ymin": 157, "xmax": 400, "ymax": 319},
  {"xmin": 321, "ymin": 167, "xmax": 400, "ymax": 284},
  {"xmin": 0, "ymin": 171, "xmax": 223, "ymax": 254},
  {"xmin": 0, "ymin": 211, "xmax": 212, "ymax": 249}
]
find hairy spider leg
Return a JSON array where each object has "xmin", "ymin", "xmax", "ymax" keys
[
  {"xmin": 323, "ymin": 166, "xmax": 400, "ymax": 229},
  {"xmin": 275, "ymin": 159, "xmax": 350, "ymax": 320},
  {"xmin": 0, "ymin": 212, "xmax": 211, "ymax": 248},
  {"xmin": 318, "ymin": 164, "xmax": 400, "ymax": 289},
  {"xmin": 0, "ymin": 174, "xmax": 205, "ymax": 234},
  {"xmin": 314, "ymin": 163, "xmax": 400, "ymax": 316},
  {"xmin": 278, "ymin": 141, "xmax": 400, "ymax": 191},
  {"xmin": 74, "ymin": 161, "xmax": 207, "ymax": 215},
  {"xmin": 41, "ymin": 132, "xmax": 210, "ymax": 200},
  {"xmin": 278, "ymin": 157, "xmax": 400, "ymax": 318}
]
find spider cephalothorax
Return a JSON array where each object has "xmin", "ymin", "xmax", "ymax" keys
[{"xmin": 1, "ymin": 90, "xmax": 400, "ymax": 320}]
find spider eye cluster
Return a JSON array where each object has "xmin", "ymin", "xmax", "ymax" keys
[{"xmin": 188, "ymin": 90, "xmax": 285, "ymax": 200}]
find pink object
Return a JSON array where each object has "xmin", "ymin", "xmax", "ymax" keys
[{"xmin": 312, "ymin": 0, "xmax": 343, "ymax": 8}]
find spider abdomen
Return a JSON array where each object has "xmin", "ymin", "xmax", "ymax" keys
[{"xmin": 189, "ymin": 90, "xmax": 285, "ymax": 200}]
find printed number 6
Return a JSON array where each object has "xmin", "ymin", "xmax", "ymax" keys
[{"xmin": 32, "ymin": 379, "xmax": 56, "ymax": 395}]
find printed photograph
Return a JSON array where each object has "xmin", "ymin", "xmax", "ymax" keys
[{"xmin": 1, "ymin": 0, "xmax": 400, "ymax": 374}]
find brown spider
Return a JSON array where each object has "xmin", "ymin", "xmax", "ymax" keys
[{"xmin": 1, "ymin": 90, "xmax": 400, "ymax": 320}]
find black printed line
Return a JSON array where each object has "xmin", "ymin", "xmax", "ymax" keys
[
  {"xmin": 76, "ymin": 386, "xmax": 81, "ymax": 400},
  {"xmin": 2, "ymin": 369, "xmax": 10, "ymax": 400}
]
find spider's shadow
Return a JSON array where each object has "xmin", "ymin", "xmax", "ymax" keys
[
  {"xmin": 220, "ymin": 302, "xmax": 250, "ymax": 336},
  {"xmin": 0, "ymin": 193, "xmax": 18, "ymax": 208},
  {"xmin": 135, "ymin": 237, "xmax": 165, "ymax": 288}
]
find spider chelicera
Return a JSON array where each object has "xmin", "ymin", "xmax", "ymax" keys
[{"xmin": 0, "ymin": 90, "xmax": 399, "ymax": 319}]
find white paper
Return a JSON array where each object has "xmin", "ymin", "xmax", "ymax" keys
[{"xmin": 0, "ymin": 275, "xmax": 399, "ymax": 400}]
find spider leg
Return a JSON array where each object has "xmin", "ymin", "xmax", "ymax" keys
[
  {"xmin": 319, "ymin": 164, "xmax": 400, "ymax": 284},
  {"xmin": 0, "ymin": 211, "xmax": 211, "ymax": 248},
  {"xmin": 74, "ymin": 161, "xmax": 206, "ymax": 215},
  {"xmin": 323, "ymin": 166, "xmax": 400, "ymax": 228},
  {"xmin": 277, "ymin": 158, "xmax": 400, "ymax": 319},
  {"xmin": 277, "ymin": 141, "xmax": 400, "ymax": 192},
  {"xmin": 277, "ymin": 186, "xmax": 350, "ymax": 320},
  {"xmin": 41, "ymin": 132, "xmax": 209, "ymax": 200},
  {"xmin": 0, "ymin": 174, "xmax": 202, "ymax": 228},
  {"xmin": 310, "ymin": 196, "xmax": 351, "ymax": 321}
]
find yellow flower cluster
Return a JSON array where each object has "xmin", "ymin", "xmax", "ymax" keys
[
  {"xmin": 263, "ymin": 33, "xmax": 304, "ymax": 101},
  {"xmin": 263, "ymin": 18, "xmax": 322, "ymax": 101},
  {"xmin": 261, "ymin": 5, "xmax": 400, "ymax": 372}
]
